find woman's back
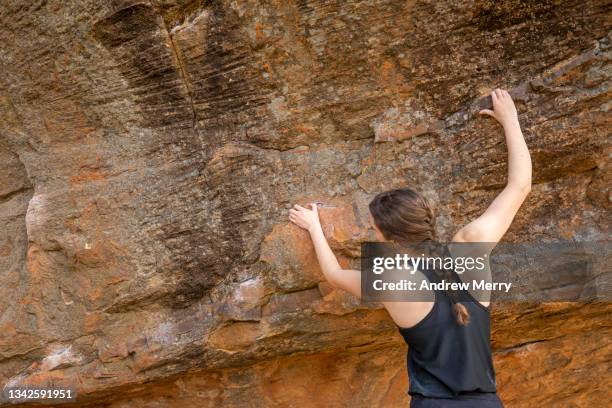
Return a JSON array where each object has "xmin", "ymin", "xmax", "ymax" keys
[{"xmin": 398, "ymin": 265, "xmax": 497, "ymax": 399}]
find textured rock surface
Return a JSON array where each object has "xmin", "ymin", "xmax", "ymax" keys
[{"xmin": 0, "ymin": 0, "xmax": 610, "ymax": 406}]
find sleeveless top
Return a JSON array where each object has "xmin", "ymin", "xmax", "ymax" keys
[{"xmin": 397, "ymin": 248, "xmax": 497, "ymax": 398}]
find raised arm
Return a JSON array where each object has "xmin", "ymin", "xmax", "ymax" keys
[
  {"xmin": 453, "ymin": 89, "xmax": 532, "ymax": 245},
  {"xmin": 289, "ymin": 203, "xmax": 361, "ymax": 298}
]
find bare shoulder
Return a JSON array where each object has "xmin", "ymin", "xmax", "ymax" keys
[
  {"xmin": 384, "ymin": 300, "xmax": 434, "ymax": 329},
  {"xmin": 381, "ymin": 268, "xmax": 435, "ymax": 329}
]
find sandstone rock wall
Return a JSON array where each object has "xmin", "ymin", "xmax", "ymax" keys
[{"xmin": 0, "ymin": 1, "xmax": 610, "ymax": 407}]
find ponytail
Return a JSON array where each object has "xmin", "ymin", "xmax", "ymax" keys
[
  {"xmin": 427, "ymin": 241, "xmax": 471, "ymax": 326},
  {"xmin": 452, "ymin": 302, "xmax": 470, "ymax": 326}
]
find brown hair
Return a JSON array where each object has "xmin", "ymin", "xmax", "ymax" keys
[{"xmin": 368, "ymin": 187, "xmax": 470, "ymax": 326}]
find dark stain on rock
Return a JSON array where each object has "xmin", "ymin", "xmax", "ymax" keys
[
  {"xmin": 152, "ymin": 145, "xmax": 277, "ymax": 309},
  {"xmin": 91, "ymin": 2, "xmax": 276, "ymax": 309},
  {"xmin": 92, "ymin": 3, "xmax": 194, "ymax": 128},
  {"xmin": 176, "ymin": 2, "xmax": 273, "ymax": 135},
  {"xmin": 473, "ymin": 0, "xmax": 560, "ymax": 32}
]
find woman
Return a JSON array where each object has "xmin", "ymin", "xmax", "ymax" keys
[{"xmin": 289, "ymin": 89, "xmax": 532, "ymax": 407}]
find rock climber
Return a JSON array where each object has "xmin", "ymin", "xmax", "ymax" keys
[{"xmin": 289, "ymin": 89, "xmax": 532, "ymax": 407}]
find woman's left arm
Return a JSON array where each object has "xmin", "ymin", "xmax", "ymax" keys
[
  {"xmin": 289, "ymin": 203, "xmax": 361, "ymax": 298},
  {"xmin": 453, "ymin": 89, "xmax": 532, "ymax": 245}
]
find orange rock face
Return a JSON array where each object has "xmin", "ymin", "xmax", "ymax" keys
[{"xmin": 0, "ymin": 0, "xmax": 610, "ymax": 407}]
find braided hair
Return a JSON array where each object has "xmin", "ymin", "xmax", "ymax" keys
[{"xmin": 368, "ymin": 187, "xmax": 470, "ymax": 325}]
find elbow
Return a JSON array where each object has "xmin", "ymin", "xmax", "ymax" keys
[
  {"xmin": 522, "ymin": 183, "xmax": 532, "ymax": 195},
  {"xmin": 508, "ymin": 182, "xmax": 531, "ymax": 195},
  {"xmin": 325, "ymin": 269, "xmax": 343, "ymax": 288},
  {"xmin": 519, "ymin": 183, "xmax": 531, "ymax": 195},
  {"xmin": 326, "ymin": 268, "xmax": 356, "ymax": 293},
  {"xmin": 326, "ymin": 276, "xmax": 339, "ymax": 288},
  {"xmin": 328, "ymin": 280, "xmax": 342, "ymax": 291}
]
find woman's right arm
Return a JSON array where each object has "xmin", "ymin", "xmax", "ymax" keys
[
  {"xmin": 289, "ymin": 203, "xmax": 361, "ymax": 298},
  {"xmin": 452, "ymin": 89, "xmax": 532, "ymax": 245}
]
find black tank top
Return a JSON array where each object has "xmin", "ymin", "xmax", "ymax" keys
[{"xmin": 397, "ymin": 252, "xmax": 497, "ymax": 398}]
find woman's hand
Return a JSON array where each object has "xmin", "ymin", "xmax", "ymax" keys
[
  {"xmin": 289, "ymin": 203, "xmax": 321, "ymax": 232},
  {"xmin": 479, "ymin": 89, "xmax": 519, "ymax": 128}
]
